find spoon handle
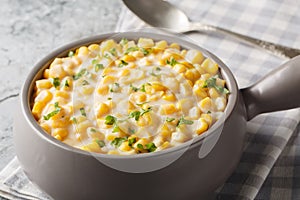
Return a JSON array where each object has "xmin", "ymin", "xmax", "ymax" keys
[{"xmin": 191, "ymin": 22, "xmax": 300, "ymax": 59}]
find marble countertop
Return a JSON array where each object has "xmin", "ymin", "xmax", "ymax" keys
[{"xmin": 0, "ymin": 0, "xmax": 122, "ymax": 198}]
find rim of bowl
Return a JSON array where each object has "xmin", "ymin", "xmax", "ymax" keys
[{"xmin": 20, "ymin": 31, "xmax": 239, "ymax": 160}]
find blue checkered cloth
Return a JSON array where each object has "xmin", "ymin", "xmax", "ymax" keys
[{"xmin": 115, "ymin": 0, "xmax": 300, "ymax": 199}]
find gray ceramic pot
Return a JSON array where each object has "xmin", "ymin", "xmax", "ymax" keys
[{"xmin": 14, "ymin": 32, "xmax": 300, "ymax": 200}]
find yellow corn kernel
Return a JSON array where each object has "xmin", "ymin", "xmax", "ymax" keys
[
  {"xmin": 132, "ymin": 50, "xmax": 144, "ymax": 58},
  {"xmin": 149, "ymin": 91, "xmax": 164, "ymax": 101},
  {"xmin": 195, "ymin": 79, "xmax": 206, "ymax": 87},
  {"xmin": 106, "ymin": 134, "xmax": 116, "ymax": 142},
  {"xmin": 133, "ymin": 138, "xmax": 149, "ymax": 149},
  {"xmin": 181, "ymin": 61, "xmax": 194, "ymax": 69},
  {"xmin": 201, "ymin": 114, "xmax": 213, "ymax": 126},
  {"xmin": 137, "ymin": 114, "xmax": 152, "ymax": 126},
  {"xmin": 160, "ymin": 124, "xmax": 172, "ymax": 139},
  {"xmin": 138, "ymin": 38, "xmax": 154, "ymax": 48},
  {"xmin": 71, "ymin": 56, "xmax": 82, "ymax": 66},
  {"xmin": 61, "ymin": 77, "xmax": 73, "ymax": 91},
  {"xmin": 170, "ymin": 43, "xmax": 180, "ymax": 50},
  {"xmin": 193, "ymin": 86, "xmax": 207, "ymax": 99},
  {"xmin": 108, "ymin": 150, "xmax": 120, "ymax": 155},
  {"xmin": 81, "ymin": 142, "xmax": 102, "ymax": 153},
  {"xmin": 120, "ymin": 68, "xmax": 130, "ymax": 76},
  {"xmin": 199, "ymin": 97, "xmax": 212, "ymax": 113},
  {"xmin": 50, "ymin": 58, "xmax": 63, "ymax": 68},
  {"xmin": 215, "ymin": 97, "xmax": 227, "ymax": 111},
  {"xmin": 140, "ymin": 57, "xmax": 152, "ymax": 66},
  {"xmin": 216, "ymin": 78, "xmax": 226, "ymax": 87},
  {"xmin": 201, "ymin": 58, "xmax": 219, "ymax": 75},
  {"xmin": 162, "ymin": 93, "xmax": 176, "ymax": 102},
  {"xmin": 81, "ymin": 85, "xmax": 94, "ymax": 95},
  {"xmin": 103, "ymin": 67, "xmax": 116, "ymax": 75},
  {"xmin": 77, "ymin": 46, "xmax": 89, "ymax": 56},
  {"xmin": 208, "ymin": 88, "xmax": 219, "ymax": 99},
  {"xmin": 49, "ymin": 64, "xmax": 67, "ymax": 79},
  {"xmin": 88, "ymin": 129, "xmax": 105, "ymax": 140},
  {"xmin": 36, "ymin": 79, "xmax": 52, "ymax": 89},
  {"xmin": 160, "ymin": 141, "xmax": 170, "ymax": 150},
  {"xmin": 52, "ymin": 119, "xmax": 69, "ymax": 128},
  {"xmin": 122, "ymin": 55, "xmax": 136, "ymax": 62},
  {"xmin": 181, "ymin": 49, "xmax": 187, "ymax": 57},
  {"xmin": 43, "ymin": 69, "xmax": 50, "ymax": 79},
  {"xmin": 102, "ymin": 75, "xmax": 115, "ymax": 84},
  {"xmin": 53, "ymin": 128, "xmax": 68, "ymax": 138},
  {"xmin": 100, "ymin": 39, "xmax": 116, "ymax": 54},
  {"xmin": 185, "ymin": 69, "xmax": 201, "ymax": 83},
  {"xmin": 155, "ymin": 40, "xmax": 168, "ymax": 50},
  {"xmin": 173, "ymin": 63, "xmax": 186, "ymax": 73},
  {"xmin": 161, "ymin": 104, "xmax": 177, "ymax": 115},
  {"xmin": 40, "ymin": 123, "xmax": 51, "ymax": 134},
  {"xmin": 185, "ymin": 49, "xmax": 204, "ymax": 64},
  {"xmin": 88, "ymin": 44, "xmax": 100, "ymax": 52},
  {"xmin": 54, "ymin": 135, "xmax": 62, "ymax": 141},
  {"xmin": 151, "ymin": 82, "xmax": 167, "ymax": 92},
  {"xmin": 55, "ymin": 91, "xmax": 69, "ymax": 99},
  {"xmin": 196, "ymin": 118, "xmax": 209, "ymax": 135},
  {"xmin": 97, "ymin": 103, "xmax": 110, "ymax": 118},
  {"xmin": 186, "ymin": 80, "xmax": 193, "ymax": 87},
  {"xmin": 35, "ymin": 90, "xmax": 53, "ymax": 104},
  {"xmin": 97, "ymin": 84, "xmax": 109, "ymax": 95},
  {"xmin": 194, "ymin": 63, "xmax": 206, "ymax": 74},
  {"xmin": 119, "ymin": 141, "xmax": 132, "ymax": 152}
]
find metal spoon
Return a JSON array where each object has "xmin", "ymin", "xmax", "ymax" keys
[{"xmin": 122, "ymin": 0, "xmax": 300, "ymax": 59}]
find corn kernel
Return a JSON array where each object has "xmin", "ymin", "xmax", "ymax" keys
[
  {"xmin": 81, "ymin": 142, "xmax": 102, "ymax": 153},
  {"xmin": 77, "ymin": 46, "xmax": 89, "ymax": 56},
  {"xmin": 49, "ymin": 64, "xmax": 67, "ymax": 79},
  {"xmin": 53, "ymin": 128, "xmax": 68, "ymax": 138},
  {"xmin": 35, "ymin": 90, "xmax": 53, "ymax": 104},
  {"xmin": 185, "ymin": 69, "xmax": 201, "ymax": 83},
  {"xmin": 137, "ymin": 114, "xmax": 152, "ymax": 126},
  {"xmin": 208, "ymin": 88, "xmax": 219, "ymax": 99},
  {"xmin": 155, "ymin": 40, "xmax": 168, "ymax": 50},
  {"xmin": 55, "ymin": 91, "xmax": 69, "ymax": 99},
  {"xmin": 161, "ymin": 104, "xmax": 177, "ymax": 115},
  {"xmin": 201, "ymin": 114, "xmax": 213, "ymax": 126},
  {"xmin": 193, "ymin": 86, "xmax": 207, "ymax": 99},
  {"xmin": 40, "ymin": 123, "xmax": 51, "ymax": 134},
  {"xmin": 54, "ymin": 135, "xmax": 62, "ymax": 141},
  {"xmin": 185, "ymin": 49, "xmax": 204, "ymax": 64},
  {"xmin": 103, "ymin": 67, "xmax": 116, "ymax": 75},
  {"xmin": 81, "ymin": 85, "xmax": 94, "ymax": 95},
  {"xmin": 119, "ymin": 141, "xmax": 132, "ymax": 152},
  {"xmin": 102, "ymin": 75, "xmax": 115, "ymax": 84},
  {"xmin": 122, "ymin": 55, "xmax": 136, "ymax": 62},
  {"xmin": 120, "ymin": 68, "xmax": 130, "ymax": 76},
  {"xmin": 173, "ymin": 64, "xmax": 186, "ymax": 73},
  {"xmin": 199, "ymin": 97, "xmax": 212, "ymax": 113},
  {"xmin": 36, "ymin": 79, "xmax": 52, "ymax": 89},
  {"xmin": 108, "ymin": 150, "xmax": 119, "ymax": 155},
  {"xmin": 43, "ymin": 69, "xmax": 50, "ymax": 79},
  {"xmin": 88, "ymin": 44, "xmax": 100, "ymax": 52},
  {"xmin": 201, "ymin": 58, "xmax": 219, "ymax": 75},
  {"xmin": 170, "ymin": 43, "xmax": 180, "ymax": 50},
  {"xmin": 162, "ymin": 93, "xmax": 176, "ymax": 102},
  {"xmin": 52, "ymin": 119, "xmax": 69, "ymax": 128},
  {"xmin": 97, "ymin": 84, "xmax": 109, "ymax": 95},
  {"xmin": 196, "ymin": 118, "xmax": 209, "ymax": 135},
  {"xmin": 97, "ymin": 103, "xmax": 110, "ymax": 118},
  {"xmin": 138, "ymin": 38, "xmax": 154, "ymax": 48}
]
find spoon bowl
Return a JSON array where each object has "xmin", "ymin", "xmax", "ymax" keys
[{"xmin": 123, "ymin": 0, "xmax": 300, "ymax": 59}]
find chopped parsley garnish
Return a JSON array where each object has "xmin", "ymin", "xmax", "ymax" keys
[
  {"xmin": 109, "ymin": 82, "xmax": 120, "ymax": 92},
  {"xmin": 107, "ymin": 97, "xmax": 112, "ymax": 100},
  {"xmin": 111, "ymin": 137, "xmax": 127, "ymax": 147},
  {"xmin": 70, "ymin": 116, "xmax": 77, "ymax": 123},
  {"xmin": 136, "ymin": 101, "xmax": 149, "ymax": 106},
  {"xmin": 95, "ymin": 64, "xmax": 104, "ymax": 72},
  {"xmin": 140, "ymin": 84, "xmax": 146, "ymax": 92},
  {"xmin": 207, "ymin": 111, "xmax": 211, "ymax": 114},
  {"xmin": 90, "ymin": 128, "xmax": 97, "ymax": 132},
  {"xmin": 141, "ymin": 48, "xmax": 150, "ymax": 56},
  {"xmin": 176, "ymin": 116, "xmax": 194, "ymax": 127},
  {"xmin": 137, "ymin": 143, "xmax": 144, "ymax": 149},
  {"xmin": 124, "ymin": 47, "xmax": 139, "ymax": 55},
  {"xmin": 95, "ymin": 139, "xmax": 105, "ymax": 148},
  {"xmin": 104, "ymin": 115, "xmax": 117, "ymax": 125},
  {"xmin": 166, "ymin": 117, "xmax": 175, "ymax": 122},
  {"xmin": 109, "ymin": 48, "xmax": 117, "ymax": 56},
  {"xmin": 120, "ymin": 38, "xmax": 128, "ymax": 46},
  {"xmin": 130, "ymin": 84, "xmax": 139, "ymax": 92},
  {"xmin": 43, "ymin": 102, "xmax": 61, "ymax": 120},
  {"xmin": 64, "ymin": 80, "xmax": 70, "ymax": 87},
  {"xmin": 68, "ymin": 51, "xmax": 74, "ymax": 57},
  {"xmin": 203, "ymin": 77, "xmax": 230, "ymax": 94},
  {"xmin": 145, "ymin": 142, "xmax": 157, "ymax": 152},
  {"xmin": 51, "ymin": 77, "xmax": 60, "ymax": 88},
  {"xmin": 128, "ymin": 137, "xmax": 136, "ymax": 147},
  {"xmin": 118, "ymin": 60, "xmax": 128, "ymax": 68},
  {"xmin": 166, "ymin": 57, "xmax": 178, "ymax": 66},
  {"xmin": 140, "ymin": 107, "xmax": 152, "ymax": 116},
  {"xmin": 73, "ymin": 68, "xmax": 87, "ymax": 80},
  {"xmin": 91, "ymin": 59, "xmax": 98, "ymax": 65},
  {"xmin": 156, "ymin": 67, "xmax": 161, "ymax": 71},
  {"xmin": 81, "ymin": 80, "xmax": 89, "ymax": 85},
  {"xmin": 80, "ymin": 107, "xmax": 86, "ymax": 117},
  {"xmin": 104, "ymin": 53, "xmax": 110, "ymax": 59},
  {"xmin": 128, "ymin": 107, "xmax": 152, "ymax": 121}
]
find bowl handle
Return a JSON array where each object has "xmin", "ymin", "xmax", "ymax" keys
[{"xmin": 241, "ymin": 55, "xmax": 300, "ymax": 120}]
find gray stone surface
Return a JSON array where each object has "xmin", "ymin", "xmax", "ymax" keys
[{"xmin": 0, "ymin": 0, "xmax": 122, "ymax": 198}]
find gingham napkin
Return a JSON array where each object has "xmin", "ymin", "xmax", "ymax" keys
[{"xmin": 1, "ymin": 0, "xmax": 300, "ymax": 199}]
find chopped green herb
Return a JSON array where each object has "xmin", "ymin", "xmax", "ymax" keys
[
  {"xmin": 80, "ymin": 107, "xmax": 86, "ymax": 117},
  {"xmin": 177, "ymin": 116, "xmax": 194, "ymax": 127},
  {"xmin": 118, "ymin": 60, "xmax": 128, "ymax": 68},
  {"xmin": 207, "ymin": 111, "xmax": 211, "ymax": 114},
  {"xmin": 166, "ymin": 57, "xmax": 178, "ymax": 66},
  {"xmin": 107, "ymin": 97, "xmax": 112, "ymax": 100},
  {"xmin": 136, "ymin": 101, "xmax": 149, "ymax": 106},
  {"xmin": 104, "ymin": 54, "xmax": 110, "ymax": 59},
  {"xmin": 91, "ymin": 59, "xmax": 98, "ymax": 65},
  {"xmin": 156, "ymin": 67, "xmax": 161, "ymax": 71},
  {"xmin": 130, "ymin": 84, "xmax": 139, "ymax": 92},
  {"xmin": 68, "ymin": 51, "xmax": 74, "ymax": 57},
  {"xmin": 43, "ymin": 102, "xmax": 61, "ymax": 120},
  {"xmin": 104, "ymin": 115, "xmax": 117, "ymax": 125},
  {"xmin": 112, "ymin": 124, "xmax": 120, "ymax": 133},
  {"xmin": 129, "ymin": 111, "xmax": 141, "ymax": 121},
  {"xmin": 145, "ymin": 142, "xmax": 157, "ymax": 152},
  {"xmin": 64, "ymin": 80, "xmax": 70, "ymax": 87},
  {"xmin": 90, "ymin": 128, "xmax": 97, "ymax": 132},
  {"xmin": 95, "ymin": 64, "xmax": 104, "ymax": 72},
  {"xmin": 128, "ymin": 137, "xmax": 136, "ymax": 147},
  {"xmin": 128, "ymin": 128, "xmax": 136, "ymax": 134},
  {"xmin": 51, "ymin": 77, "xmax": 60, "ymax": 88},
  {"xmin": 95, "ymin": 139, "xmax": 105, "ymax": 148},
  {"xmin": 110, "ymin": 82, "xmax": 120, "ymax": 92},
  {"xmin": 125, "ymin": 47, "xmax": 139, "ymax": 55},
  {"xmin": 73, "ymin": 68, "xmax": 87, "ymax": 80},
  {"xmin": 140, "ymin": 84, "xmax": 146, "ymax": 92},
  {"xmin": 141, "ymin": 48, "xmax": 150, "ymax": 56},
  {"xmin": 137, "ymin": 143, "xmax": 144, "ymax": 149},
  {"xmin": 203, "ymin": 77, "xmax": 230, "ymax": 94},
  {"xmin": 166, "ymin": 117, "xmax": 175, "ymax": 122},
  {"xmin": 111, "ymin": 137, "xmax": 127, "ymax": 147},
  {"xmin": 120, "ymin": 38, "xmax": 128, "ymax": 46},
  {"xmin": 81, "ymin": 80, "xmax": 89, "ymax": 85},
  {"xmin": 109, "ymin": 48, "xmax": 117, "ymax": 56},
  {"xmin": 140, "ymin": 107, "xmax": 152, "ymax": 116}
]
